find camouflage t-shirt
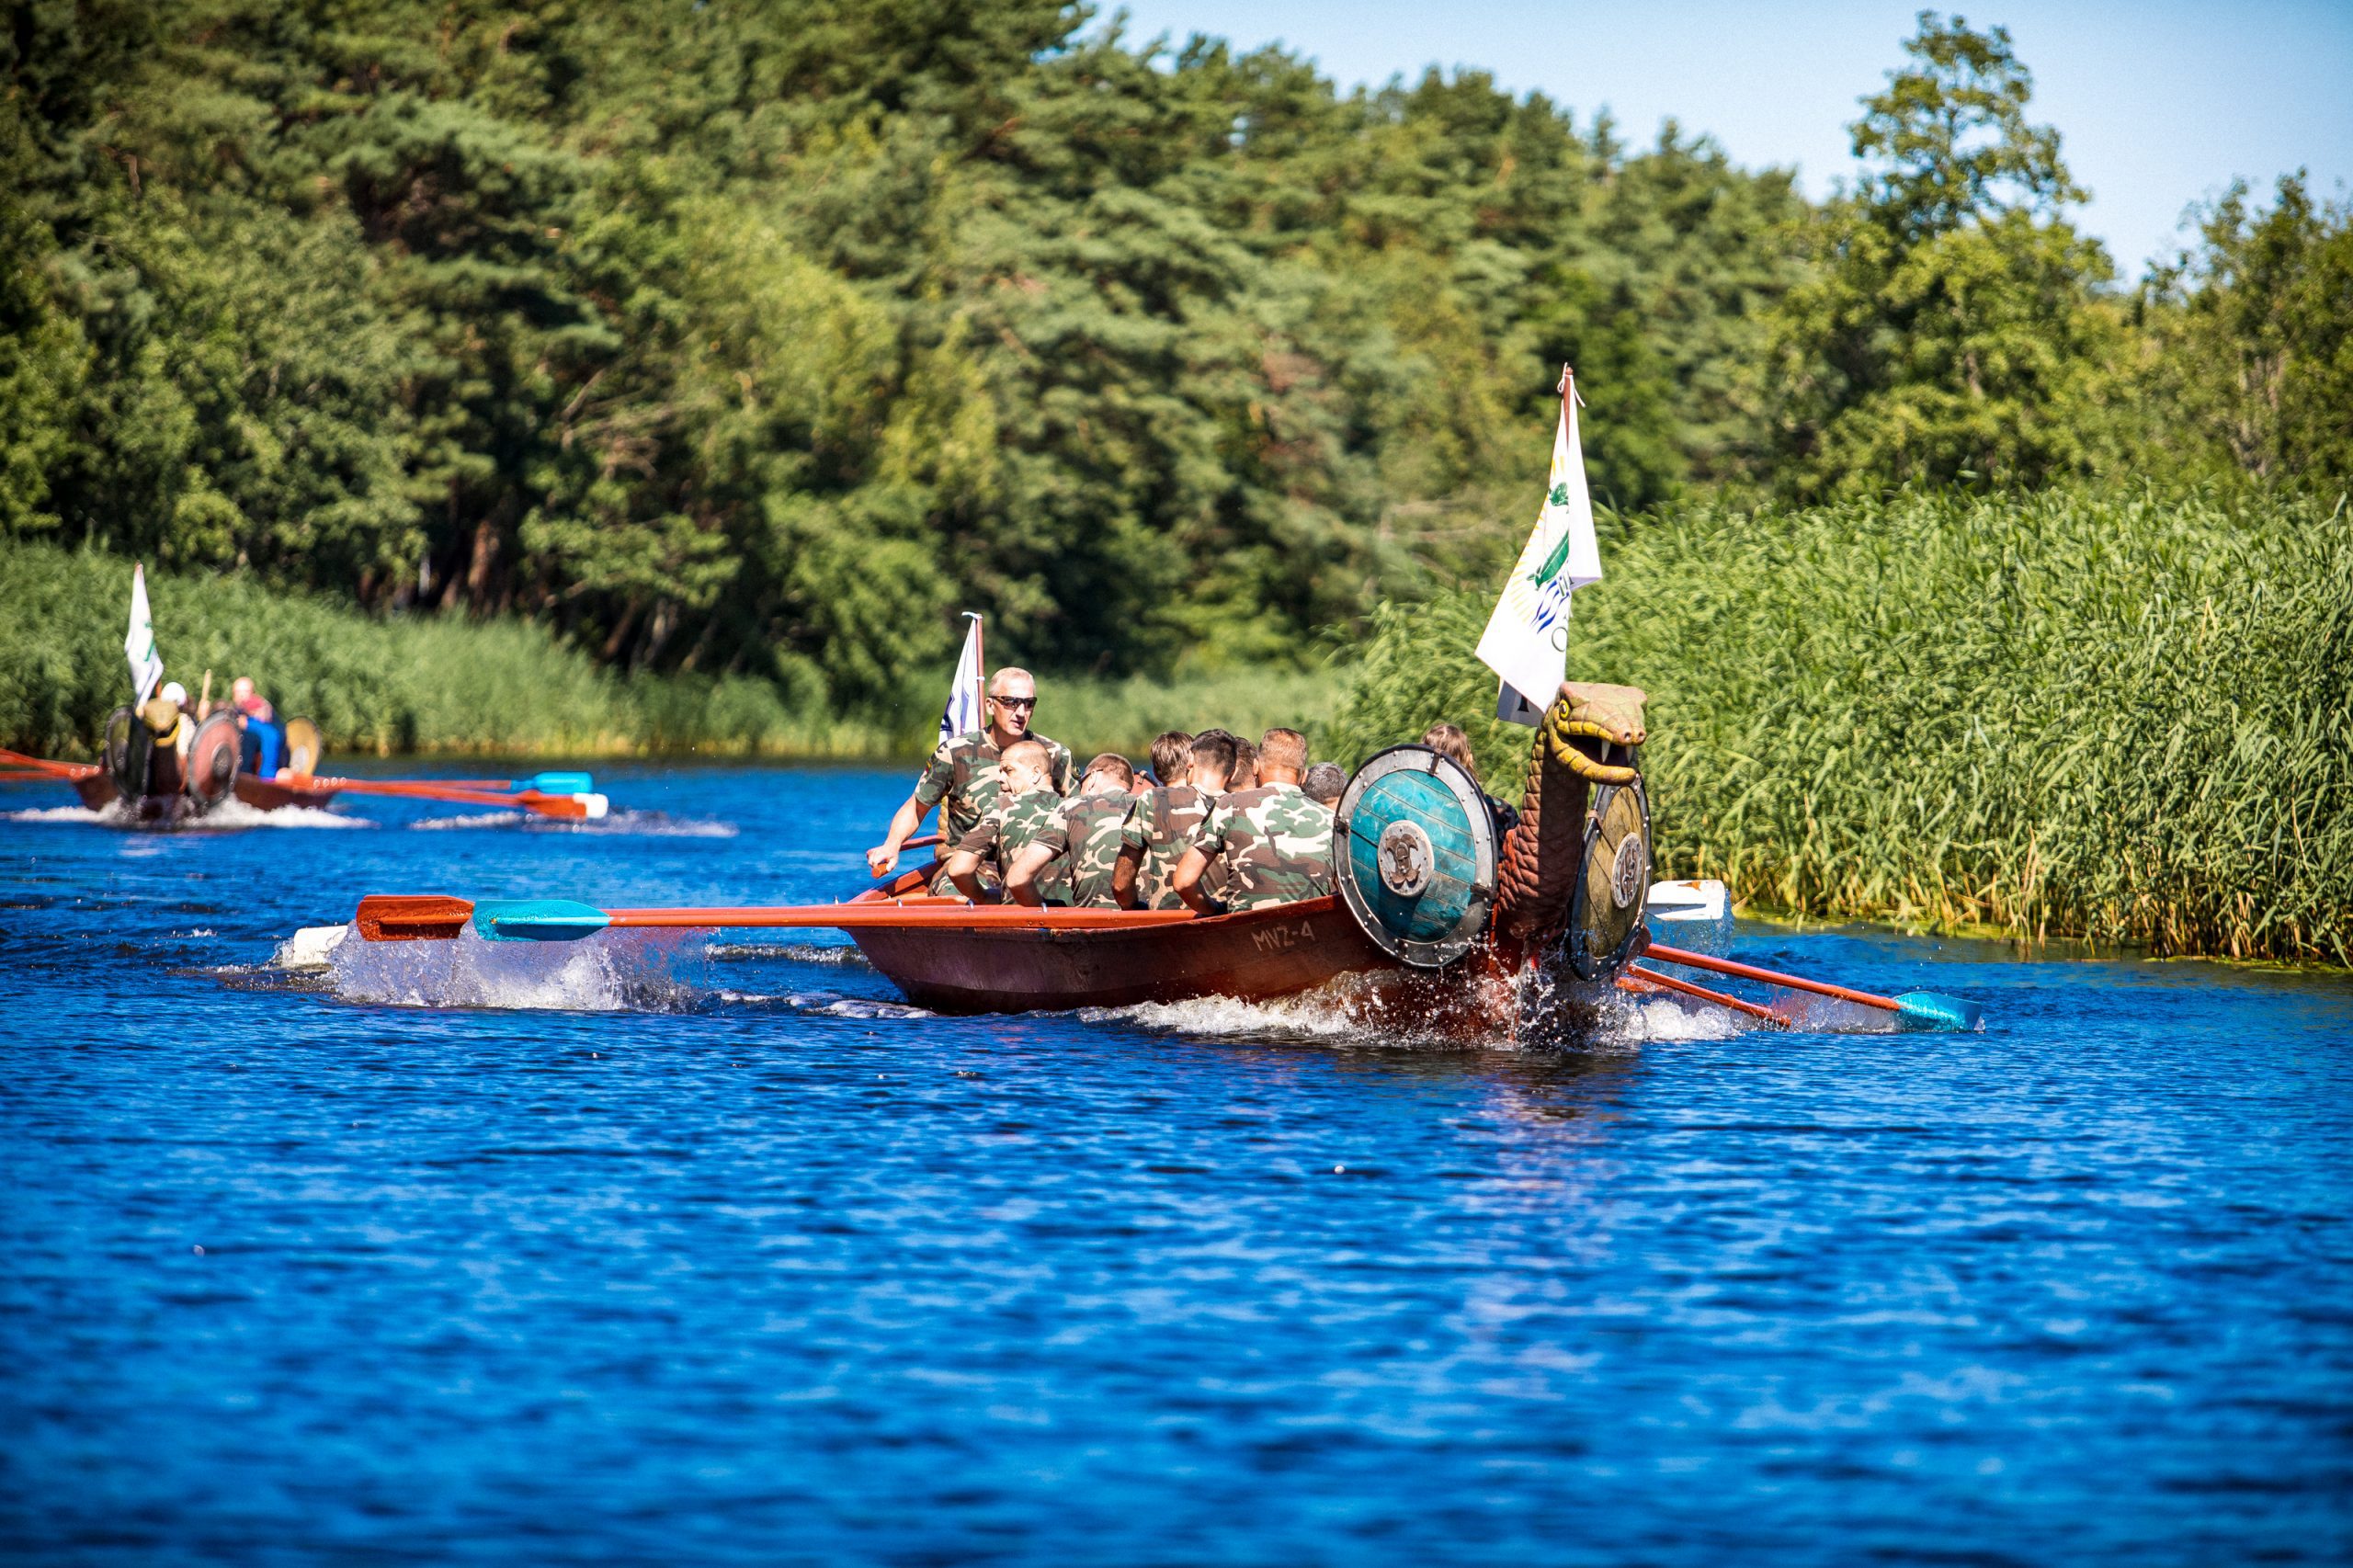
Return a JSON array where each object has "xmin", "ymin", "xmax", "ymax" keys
[
  {"xmin": 912, "ymin": 729, "xmax": 1076, "ymax": 846},
  {"xmin": 1033, "ymin": 793, "xmax": 1136, "ymax": 908},
  {"xmin": 1119, "ymin": 783, "xmax": 1211, "ymax": 911},
  {"xmin": 954, "ymin": 787, "xmax": 1069, "ymax": 900},
  {"xmin": 1189, "ymin": 782, "xmax": 1336, "ymax": 913}
]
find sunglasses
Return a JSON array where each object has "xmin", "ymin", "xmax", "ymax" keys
[{"xmin": 990, "ymin": 695, "xmax": 1038, "ymax": 710}]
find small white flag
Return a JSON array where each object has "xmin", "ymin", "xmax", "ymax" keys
[
  {"xmin": 938, "ymin": 612, "xmax": 984, "ymax": 744},
  {"xmin": 1476, "ymin": 372, "xmax": 1601, "ymax": 726},
  {"xmin": 124, "ymin": 563, "xmax": 165, "ymax": 704}
]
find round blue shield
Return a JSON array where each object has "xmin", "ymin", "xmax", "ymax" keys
[{"xmin": 1334, "ymin": 745, "xmax": 1500, "ymax": 969}]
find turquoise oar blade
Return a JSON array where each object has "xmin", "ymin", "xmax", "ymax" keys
[
  {"xmin": 1895, "ymin": 991, "xmax": 1984, "ymax": 1031},
  {"xmin": 525, "ymin": 771, "xmax": 594, "ymax": 794},
  {"xmin": 472, "ymin": 898, "xmax": 612, "ymax": 942}
]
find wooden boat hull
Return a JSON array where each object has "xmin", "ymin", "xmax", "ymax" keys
[
  {"xmin": 848, "ymin": 894, "xmax": 1402, "ymax": 1014},
  {"xmin": 233, "ymin": 775, "xmax": 340, "ymax": 812},
  {"xmin": 63, "ymin": 770, "xmax": 336, "ymax": 820}
]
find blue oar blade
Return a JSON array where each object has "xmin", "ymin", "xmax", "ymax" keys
[
  {"xmin": 1895, "ymin": 991, "xmax": 1984, "ymax": 1031},
  {"xmin": 526, "ymin": 771, "xmax": 594, "ymax": 795},
  {"xmin": 472, "ymin": 898, "xmax": 611, "ymax": 942}
]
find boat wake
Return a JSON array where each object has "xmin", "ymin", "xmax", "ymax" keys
[
  {"xmin": 408, "ymin": 808, "xmax": 735, "ymax": 836},
  {"xmin": 1, "ymin": 801, "xmax": 368, "ymax": 830},
  {"xmin": 710, "ymin": 940, "xmax": 870, "ymax": 967},
  {"xmin": 322, "ymin": 926, "xmax": 706, "ymax": 1012}
]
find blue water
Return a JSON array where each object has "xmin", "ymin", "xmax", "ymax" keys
[{"xmin": 3, "ymin": 764, "xmax": 2349, "ymax": 1564}]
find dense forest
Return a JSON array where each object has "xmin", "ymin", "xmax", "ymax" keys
[{"xmin": 4, "ymin": 1, "xmax": 2346, "ymax": 715}]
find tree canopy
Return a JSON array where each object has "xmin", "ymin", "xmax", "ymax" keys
[{"xmin": 2, "ymin": 4, "xmax": 2343, "ymax": 710}]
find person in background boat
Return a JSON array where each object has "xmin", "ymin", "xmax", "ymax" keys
[
  {"xmin": 231, "ymin": 676, "xmax": 287, "ymax": 778},
  {"xmin": 869, "ymin": 667, "xmax": 1074, "ymax": 887},
  {"xmin": 1302, "ymin": 762, "xmax": 1346, "ymax": 808},
  {"xmin": 1226, "ymin": 739, "xmax": 1258, "ymax": 793},
  {"xmin": 941, "ymin": 739, "xmax": 1067, "ymax": 902},
  {"xmin": 1117, "ymin": 730, "xmax": 1233, "ymax": 911},
  {"xmin": 136, "ymin": 681, "xmax": 192, "ymax": 795},
  {"xmin": 1007, "ymin": 753, "xmax": 1138, "ymax": 909},
  {"xmin": 1170, "ymin": 728, "xmax": 1335, "ymax": 915},
  {"xmin": 1422, "ymin": 722, "xmax": 1520, "ymax": 839}
]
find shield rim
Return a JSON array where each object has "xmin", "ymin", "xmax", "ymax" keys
[
  {"xmin": 186, "ymin": 710, "xmax": 243, "ymax": 810},
  {"xmin": 1333, "ymin": 744, "xmax": 1498, "ymax": 970},
  {"xmin": 103, "ymin": 704, "xmax": 148, "ymax": 800},
  {"xmin": 1565, "ymin": 777, "xmax": 1653, "ymax": 981},
  {"xmin": 282, "ymin": 715, "xmax": 322, "ymax": 776}
]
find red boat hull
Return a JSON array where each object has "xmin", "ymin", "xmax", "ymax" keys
[
  {"xmin": 848, "ymin": 894, "xmax": 1403, "ymax": 1014},
  {"xmin": 233, "ymin": 775, "xmax": 341, "ymax": 812}
]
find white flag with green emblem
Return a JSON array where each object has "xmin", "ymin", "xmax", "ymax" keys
[
  {"xmin": 124, "ymin": 562, "xmax": 164, "ymax": 703},
  {"xmin": 1477, "ymin": 375, "xmax": 1599, "ymax": 725}
]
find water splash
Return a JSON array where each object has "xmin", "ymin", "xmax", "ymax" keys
[
  {"xmin": 324, "ymin": 927, "xmax": 707, "ymax": 1012},
  {"xmin": 1, "ymin": 801, "xmax": 367, "ymax": 830},
  {"xmin": 710, "ymin": 941, "xmax": 870, "ymax": 967},
  {"xmin": 409, "ymin": 808, "xmax": 735, "ymax": 836}
]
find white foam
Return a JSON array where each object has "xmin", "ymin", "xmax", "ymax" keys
[
  {"xmin": 324, "ymin": 927, "xmax": 707, "ymax": 1012},
  {"xmin": 408, "ymin": 808, "xmax": 735, "ymax": 837},
  {"xmin": 199, "ymin": 801, "xmax": 369, "ymax": 830},
  {"xmin": 1, "ymin": 800, "xmax": 366, "ymax": 830},
  {"xmin": 710, "ymin": 941, "xmax": 870, "ymax": 967},
  {"xmin": 2, "ymin": 805, "xmax": 112, "ymax": 824}
]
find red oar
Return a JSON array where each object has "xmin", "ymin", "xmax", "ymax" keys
[
  {"xmin": 1642, "ymin": 939, "xmax": 1984, "ymax": 1031},
  {"xmin": 288, "ymin": 775, "xmax": 608, "ymax": 821},
  {"xmin": 0, "ymin": 748, "xmax": 99, "ymax": 780},
  {"xmin": 1620, "ymin": 963, "xmax": 1790, "ymax": 1028},
  {"xmin": 355, "ymin": 893, "xmax": 1195, "ymax": 943}
]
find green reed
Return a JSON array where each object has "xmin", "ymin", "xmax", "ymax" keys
[
  {"xmin": 1324, "ymin": 486, "xmax": 2353, "ymax": 964},
  {"xmin": 0, "ymin": 542, "xmax": 1343, "ymax": 765}
]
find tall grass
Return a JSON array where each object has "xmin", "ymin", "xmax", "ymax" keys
[
  {"xmin": 0, "ymin": 542, "xmax": 1340, "ymax": 763},
  {"xmin": 1324, "ymin": 487, "xmax": 2352, "ymax": 964}
]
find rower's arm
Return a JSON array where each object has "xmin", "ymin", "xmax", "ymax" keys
[
  {"xmin": 943, "ymin": 846, "xmax": 991, "ymax": 902},
  {"xmin": 1110, "ymin": 845, "xmax": 1142, "ymax": 909},
  {"xmin": 868, "ymin": 793, "xmax": 935, "ymax": 877},
  {"xmin": 1004, "ymin": 842, "xmax": 1058, "ymax": 907},
  {"xmin": 1171, "ymin": 846, "xmax": 1220, "ymax": 915}
]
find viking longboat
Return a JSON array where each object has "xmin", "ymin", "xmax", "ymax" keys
[
  {"xmin": 839, "ymin": 679, "xmax": 1658, "ymax": 1029},
  {"xmin": 5, "ymin": 710, "xmax": 607, "ymax": 826}
]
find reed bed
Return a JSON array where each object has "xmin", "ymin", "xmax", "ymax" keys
[
  {"xmin": 1324, "ymin": 487, "xmax": 2352, "ymax": 964},
  {"xmin": 0, "ymin": 543, "xmax": 1339, "ymax": 763}
]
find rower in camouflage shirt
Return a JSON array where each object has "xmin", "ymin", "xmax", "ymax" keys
[
  {"xmin": 867, "ymin": 666, "xmax": 1074, "ymax": 892},
  {"xmin": 1119, "ymin": 730, "xmax": 1235, "ymax": 910},
  {"xmin": 941, "ymin": 739, "xmax": 1068, "ymax": 902},
  {"xmin": 1171, "ymin": 728, "xmax": 1335, "ymax": 915},
  {"xmin": 1008, "ymin": 753, "xmax": 1139, "ymax": 908}
]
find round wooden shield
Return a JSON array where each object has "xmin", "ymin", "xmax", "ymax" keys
[
  {"xmin": 282, "ymin": 716, "xmax": 322, "ymax": 776},
  {"xmin": 1565, "ymin": 777, "xmax": 1652, "ymax": 981},
  {"xmin": 103, "ymin": 705, "xmax": 148, "ymax": 801},
  {"xmin": 1334, "ymin": 744, "xmax": 1499, "ymax": 969},
  {"xmin": 186, "ymin": 711, "xmax": 243, "ymax": 808}
]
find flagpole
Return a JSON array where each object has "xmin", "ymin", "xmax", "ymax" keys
[{"xmin": 969, "ymin": 611, "xmax": 985, "ymax": 722}]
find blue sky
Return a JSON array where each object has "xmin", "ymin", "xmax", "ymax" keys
[{"xmin": 1097, "ymin": 0, "xmax": 2353, "ymax": 278}]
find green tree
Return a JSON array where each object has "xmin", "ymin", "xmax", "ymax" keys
[
  {"xmin": 2135, "ymin": 175, "xmax": 2353, "ymax": 490},
  {"xmin": 1764, "ymin": 11, "xmax": 2121, "ymax": 497}
]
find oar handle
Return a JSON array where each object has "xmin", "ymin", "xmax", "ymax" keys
[
  {"xmin": 1623, "ymin": 962, "xmax": 1790, "ymax": 1026},
  {"xmin": 1642, "ymin": 938, "xmax": 1899, "ymax": 1013},
  {"xmin": 0, "ymin": 748, "xmax": 97, "ymax": 779}
]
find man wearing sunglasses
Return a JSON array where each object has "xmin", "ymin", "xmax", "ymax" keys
[{"xmin": 868, "ymin": 666, "xmax": 1074, "ymax": 887}]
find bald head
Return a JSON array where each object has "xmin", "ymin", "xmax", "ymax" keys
[{"xmin": 999, "ymin": 737, "xmax": 1051, "ymax": 794}]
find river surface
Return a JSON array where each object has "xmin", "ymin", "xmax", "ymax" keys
[{"xmin": 2, "ymin": 762, "xmax": 2348, "ymax": 1564}]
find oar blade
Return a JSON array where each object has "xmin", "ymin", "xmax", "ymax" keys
[
  {"xmin": 526, "ymin": 771, "xmax": 594, "ymax": 795},
  {"xmin": 356, "ymin": 894, "xmax": 474, "ymax": 942},
  {"xmin": 472, "ymin": 898, "xmax": 612, "ymax": 942},
  {"xmin": 1895, "ymin": 991, "xmax": 1984, "ymax": 1031}
]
